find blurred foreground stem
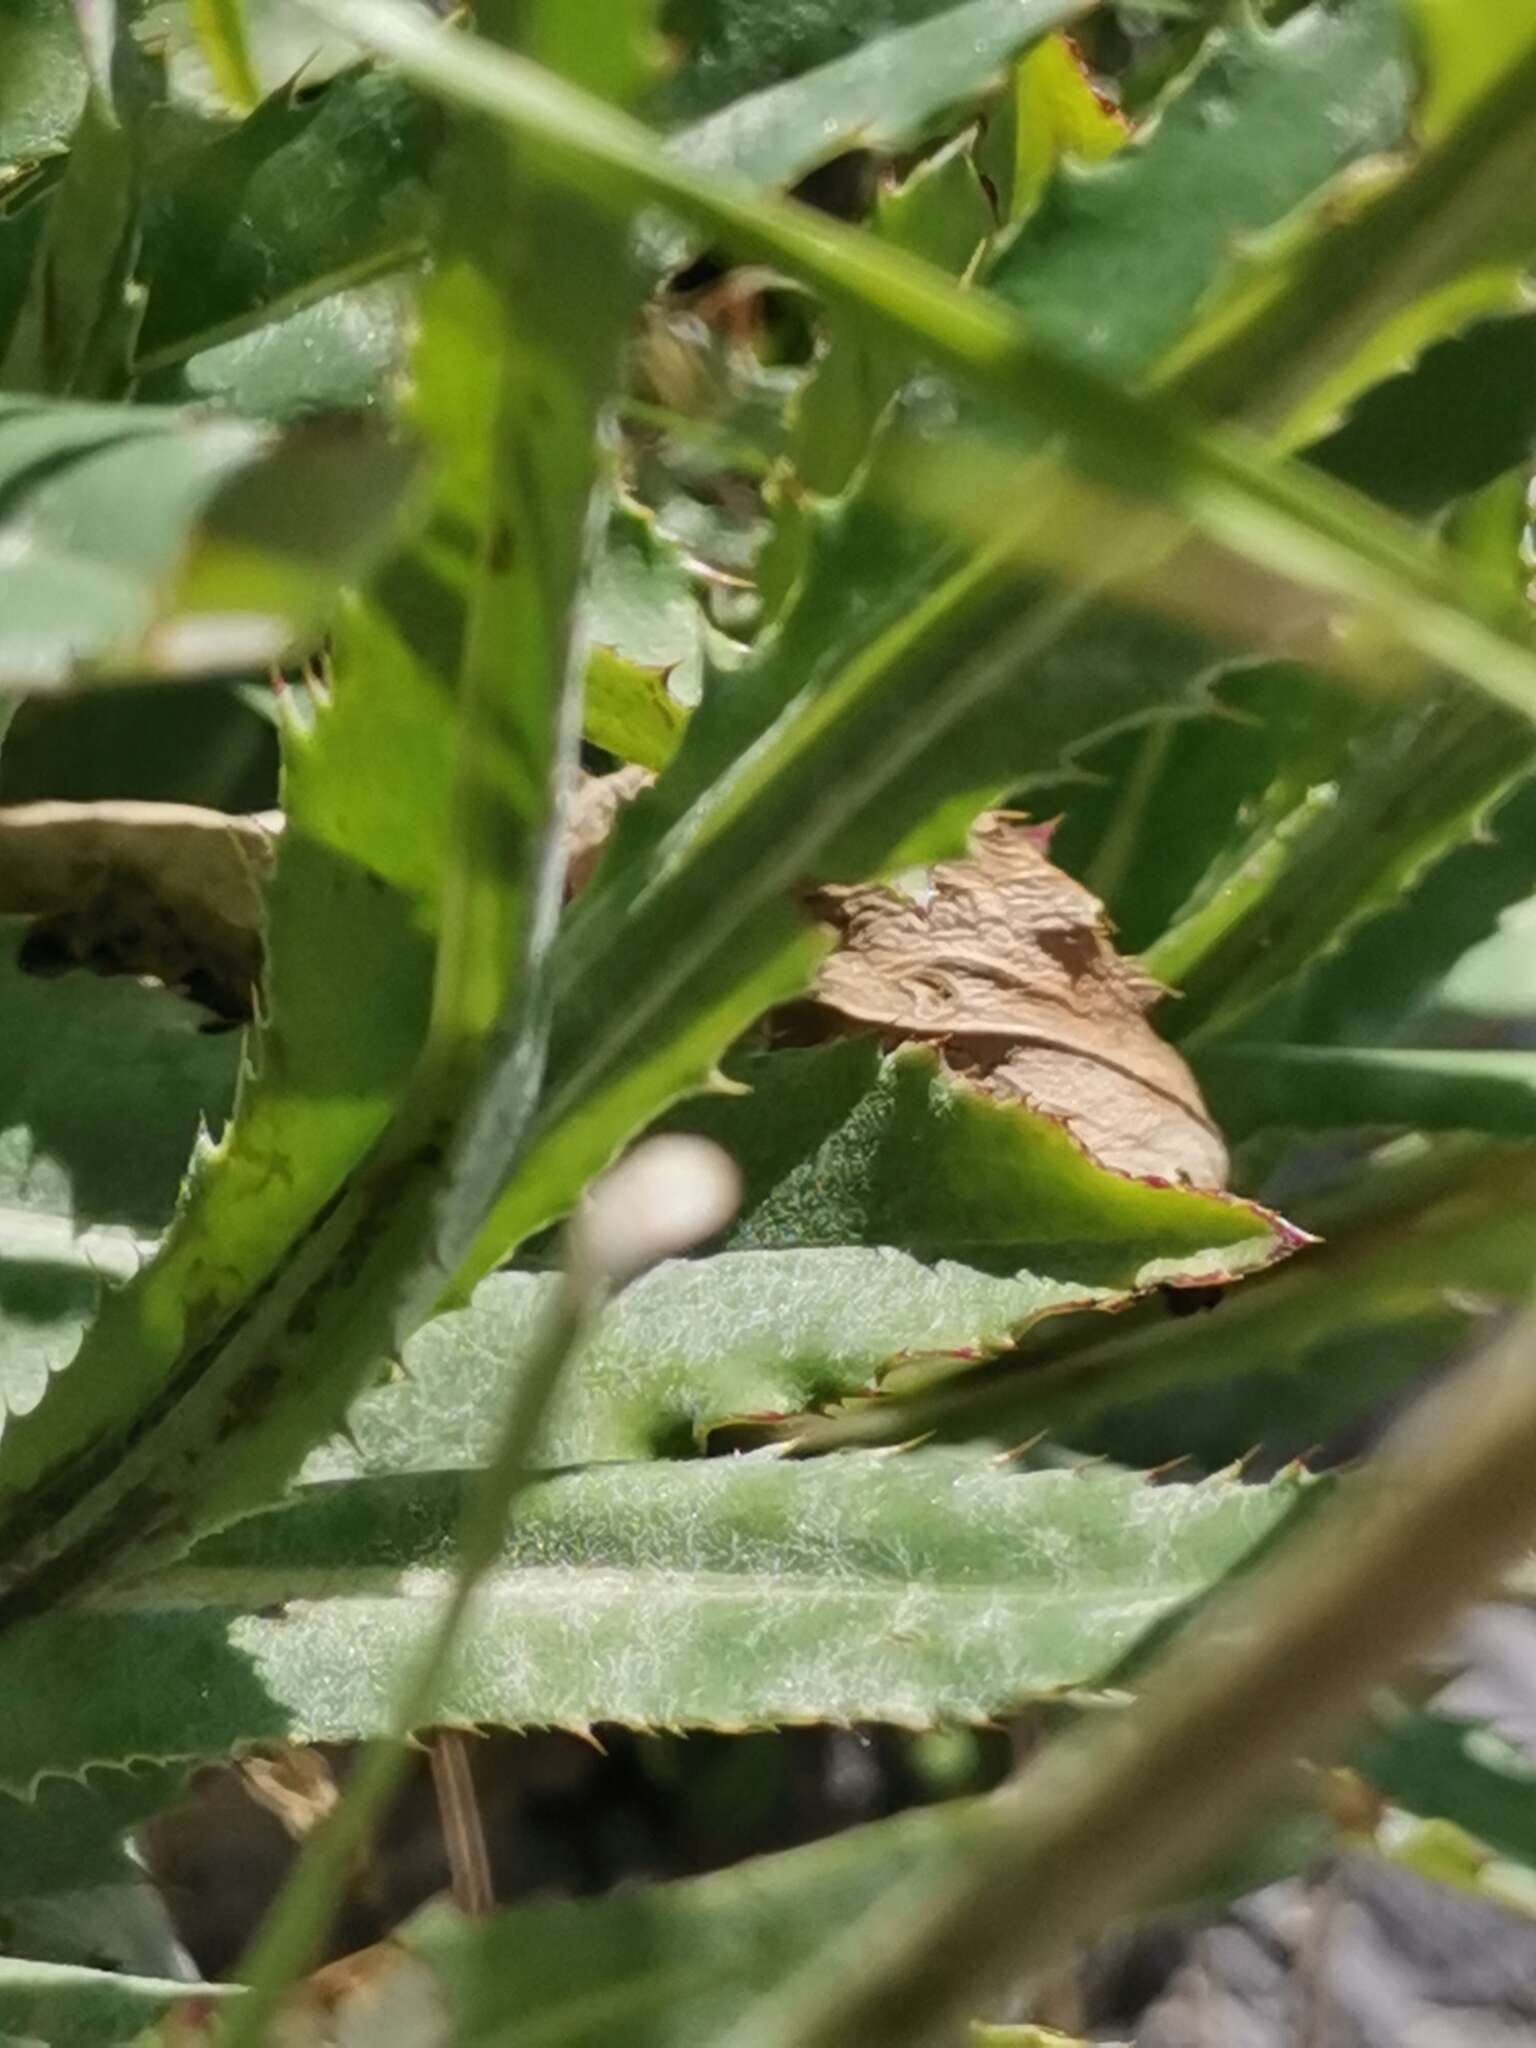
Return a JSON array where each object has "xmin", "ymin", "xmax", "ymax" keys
[{"xmin": 734, "ymin": 1288, "xmax": 1536, "ymax": 2048}]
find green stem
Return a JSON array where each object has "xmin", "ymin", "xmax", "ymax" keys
[{"xmin": 216, "ymin": 1262, "xmax": 600, "ymax": 2047}]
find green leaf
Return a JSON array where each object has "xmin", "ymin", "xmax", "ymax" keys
[
  {"xmin": 126, "ymin": 0, "xmax": 1077, "ymax": 403},
  {"xmin": 1198, "ymin": 1045, "xmax": 1536, "ymax": 1142},
  {"xmin": 315, "ymin": 1235, "xmax": 1257, "ymax": 1471},
  {"xmin": 0, "ymin": 920, "xmax": 238, "ymax": 1428},
  {"xmin": 0, "ymin": 1959, "xmax": 223, "ymax": 2047},
  {"xmin": 296, "ymin": 0, "xmax": 1536, "ymax": 1302},
  {"xmin": 1308, "ymin": 312, "xmax": 1536, "ymax": 522},
  {"xmin": 581, "ymin": 497, "xmax": 704, "ymax": 767},
  {"xmin": 1073, "ymin": 1311, "xmax": 1467, "ymax": 1477},
  {"xmin": 0, "ymin": 743, "xmax": 435, "ymax": 1540},
  {"xmin": 316, "ymin": 0, "xmax": 1536, "ymax": 740},
  {"xmin": 161, "ymin": 275, "xmax": 414, "ymax": 421},
  {"xmin": 0, "ymin": 1765, "xmax": 187, "ymax": 1905},
  {"xmin": 1284, "ymin": 761, "xmax": 1536, "ymax": 1050},
  {"xmin": 1030, "ymin": 316, "xmax": 1536, "ymax": 953},
  {"xmin": 0, "ymin": 1456, "xmax": 1308, "ymax": 1781},
  {"xmin": 1361, "ymin": 1709, "xmax": 1536, "ymax": 1873},
  {"xmin": 0, "ymin": 627, "xmax": 430, "ymax": 1605},
  {"xmin": 1145, "ymin": 685, "xmax": 1533, "ymax": 1044},
  {"xmin": 310, "ymin": 1253, "xmax": 1097, "ymax": 1471},
  {"xmin": 786, "ymin": 133, "xmax": 993, "ymax": 501},
  {"xmin": 1187, "ymin": 470, "xmax": 1534, "ymax": 1053},
  {"xmin": 185, "ymin": 0, "xmax": 263, "ymax": 110},
  {"xmin": 1166, "ymin": 5, "xmax": 1536, "ymax": 445},
  {"xmin": 1129, "ymin": 465, "xmax": 1533, "ymax": 1042},
  {"xmin": 132, "ymin": 63, "xmax": 441, "ymax": 380},
  {"xmin": 471, "ymin": 539, "xmax": 1225, "ymax": 1278},
  {"xmin": 670, "ymin": 1041, "xmax": 1287, "ymax": 1275},
  {"xmin": 0, "ymin": 396, "xmax": 417, "ymax": 689},
  {"xmin": 234, "ymin": 1780, "xmax": 1316, "ymax": 2048},
  {"xmin": 791, "ymin": 1143, "xmax": 1536, "ymax": 1456},
  {"xmin": 0, "ymin": 1763, "xmax": 190, "ymax": 1978},
  {"xmin": 0, "ymin": 19, "xmax": 154, "ymax": 400},
  {"xmin": 651, "ymin": 0, "xmax": 1029, "ymax": 123},
  {"xmin": 986, "ymin": 0, "xmax": 1415, "ymax": 384},
  {"xmin": 970, "ymin": 2032, "xmax": 1089, "ymax": 2048},
  {"xmin": 0, "ymin": 921, "xmax": 238, "ymax": 1241},
  {"xmin": 670, "ymin": 0, "xmax": 1088, "ymax": 189},
  {"xmin": 982, "ymin": 28, "xmax": 1127, "ymax": 226},
  {"xmin": 1026, "ymin": 663, "xmax": 1364, "ymax": 957},
  {"xmin": 0, "ymin": 1, "xmax": 87, "ymax": 168},
  {"xmin": 0, "ymin": 2, "xmax": 651, "ymax": 1615},
  {"xmin": 584, "ymin": 646, "xmax": 692, "ymax": 771},
  {"xmin": 405, "ymin": 1799, "xmax": 995, "ymax": 2048},
  {"xmin": 313, "ymin": 1040, "xmax": 1294, "ymax": 1466}
]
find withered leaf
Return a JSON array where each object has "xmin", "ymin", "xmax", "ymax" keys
[
  {"xmin": 0, "ymin": 800, "xmax": 280, "ymax": 1019},
  {"xmin": 811, "ymin": 811, "xmax": 1228, "ymax": 1190},
  {"xmin": 565, "ymin": 764, "xmax": 654, "ymax": 897},
  {"xmin": 239, "ymin": 1743, "xmax": 340, "ymax": 1842}
]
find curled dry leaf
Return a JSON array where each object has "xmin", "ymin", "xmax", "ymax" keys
[
  {"xmin": 239, "ymin": 1743, "xmax": 341, "ymax": 1842},
  {"xmin": 556, "ymin": 780, "xmax": 1225, "ymax": 1188},
  {"xmin": 565, "ymin": 764, "xmax": 654, "ymax": 897},
  {"xmin": 0, "ymin": 800, "xmax": 280, "ymax": 1019},
  {"xmin": 811, "ymin": 812, "xmax": 1228, "ymax": 1190}
]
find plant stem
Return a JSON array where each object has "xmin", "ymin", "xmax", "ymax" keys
[{"xmin": 214, "ymin": 1266, "xmax": 598, "ymax": 2047}]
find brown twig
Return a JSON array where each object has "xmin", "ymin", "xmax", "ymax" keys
[{"xmin": 428, "ymin": 1730, "xmax": 495, "ymax": 1918}]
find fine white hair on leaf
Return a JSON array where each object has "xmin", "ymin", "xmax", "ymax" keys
[{"xmin": 574, "ymin": 1134, "xmax": 743, "ymax": 1288}]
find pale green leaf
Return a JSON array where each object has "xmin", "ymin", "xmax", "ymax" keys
[
  {"xmin": 167, "ymin": 276, "xmax": 413, "ymax": 421},
  {"xmin": 0, "ymin": 1456, "xmax": 1308, "ymax": 1782},
  {"xmin": 0, "ymin": 921, "xmax": 237, "ymax": 1428},
  {"xmin": 0, "ymin": 1958, "xmax": 223, "ymax": 2047},
  {"xmin": 0, "ymin": 1, "xmax": 87, "ymax": 167},
  {"xmin": 0, "ymin": 396, "xmax": 416, "ymax": 690}
]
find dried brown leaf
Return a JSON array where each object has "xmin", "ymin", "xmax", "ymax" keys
[
  {"xmin": 239, "ymin": 1744, "xmax": 341, "ymax": 1842},
  {"xmin": 565, "ymin": 764, "xmax": 654, "ymax": 897},
  {"xmin": 811, "ymin": 812, "xmax": 1228, "ymax": 1189},
  {"xmin": 0, "ymin": 800, "xmax": 280, "ymax": 1018}
]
